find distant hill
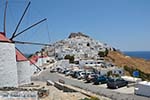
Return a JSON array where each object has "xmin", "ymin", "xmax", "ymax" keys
[{"xmin": 46, "ymin": 32, "xmax": 114, "ymax": 60}]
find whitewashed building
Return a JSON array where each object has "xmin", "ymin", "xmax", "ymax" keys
[
  {"xmin": 0, "ymin": 33, "xmax": 18, "ymax": 87},
  {"xmin": 36, "ymin": 56, "xmax": 50, "ymax": 67},
  {"xmin": 56, "ymin": 60, "xmax": 70, "ymax": 69},
  {"xmin": 0, "ymin": 32, "xmax": 33, "ymax": 87},
  {"xmin": 16, "ymin": 49, "xmax": 31, "ymax": 86},
  {"xmin": 79, "ymin": 60, "xmax": 104, "ymax": 68}
]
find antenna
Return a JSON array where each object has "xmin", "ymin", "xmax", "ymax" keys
[
  {"xmin": 10, "ymin": 1, "xmax": 31, "ymax": 40},
  {"xmin": 3, "ymin": 0, "xmax": 8, "ymax": 34}
]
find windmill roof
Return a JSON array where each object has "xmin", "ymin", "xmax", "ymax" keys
[
  {"xmin": 16, "ymin": 48, "xmax": 28, "ymax": 61},
  {"xmin": 0, "ymin": 32, "xmax": 10, "ymax": 42},
  {"xmin": 29, "ymin": 55, "xmax": 38, "ymax": 64},
  {"xmin": 0, "ymin": 32, "xmax": 27, "ymax": 61}
]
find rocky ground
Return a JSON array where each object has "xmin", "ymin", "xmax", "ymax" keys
[{"xmin": 31, "ymin": 81, "xmax": 88, "ymax": 100}]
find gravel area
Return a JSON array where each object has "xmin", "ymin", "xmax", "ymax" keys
[{"xmin": 32, "ymin": 81, "xmax": 88, "ymax": 100}]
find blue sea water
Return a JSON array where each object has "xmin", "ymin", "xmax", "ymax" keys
[{"xmin": 123, "ymin": 51, "xmax": 150, "ymax": 60}]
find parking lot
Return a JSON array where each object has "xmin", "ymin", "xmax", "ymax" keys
[
  {"xmin": 58, "ymin": 73, "xmax": 135, "ymax": 94},
  {"xmin": 32, "ymin": 69, "xmax": 150, "ymax": 100}
]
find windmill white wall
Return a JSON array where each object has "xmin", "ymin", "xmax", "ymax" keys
[
  {"xmin": 17, "ymin": 61, "xmax": 31, "ymax": 85},
  {"xmin": 0, "ymin": 42, "xmax": 18, "ymax": 87}
]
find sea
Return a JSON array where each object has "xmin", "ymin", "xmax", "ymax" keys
[{"xmin": 123, "ymin": 51, "xmax": 150, "ymax": 60}]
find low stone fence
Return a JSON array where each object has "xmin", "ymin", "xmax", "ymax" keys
[
  {"xmin": 54, "ymin": 81, "xmax": 77, "ymax": 92},
  {"xmin": 53, "ymin": 80, "xmax": 110, "ymax": 100}
]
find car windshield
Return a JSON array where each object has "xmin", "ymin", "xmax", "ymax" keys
[
  {"xmin": 116, "ymin": 78, "xmax": 124, "ymax": 81},
  {"xmin": 108, "ymin": 79, "xmax": 115, "ymax": 82},
  {"xmin": 86, "ymin": 72, "xmax": 94, "ymax": 75},
  {"xmin": 99, "ymin": 76, "xmax": 105, "ymax": 78},
  {"xmin": 81, "ymin": 73, "xmax": 86, "ymax": 75}
]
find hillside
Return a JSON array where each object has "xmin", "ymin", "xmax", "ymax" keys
[
  {"xmin": 44, "ymin": 32, "xmax": 150, "ymax": 76},
  {"xmin": 46, "ymin": 32, "xmax": 114, "ymax": 60},
  {"xmin": 106, "ymin": 51, "xmax": 150, "ymax": 74}
]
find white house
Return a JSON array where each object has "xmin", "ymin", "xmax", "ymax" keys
[
  {"xmin": 36, "ymin": 56, "xmax": 50, "ymax": 67},
  {"xmin": 79, "ymin": 60, "xmax": 104, "ymax": 68},
  {"xmin": 56, "ymin": 60, "xmax": 70, "ymax": 69}
]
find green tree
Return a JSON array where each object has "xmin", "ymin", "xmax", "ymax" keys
[
  {"xmin": 104, "ymin": 48, "xmax": 109, "ymax": 56},
  {"xmin": 98, "ymin": 51, "xmax": 105, "ymax": 57},
  {"xmin": 98, "ymin": 49, "xmax": 109, "ymax": 57},
  {"xmin": 80, "ymin": 97, "xmax": 99, "ymax": 100},
  {"xmin": 64, "ymin": 55, "xmax": 74, "ymax": 63},
  {"xmin": 107, "ymin": 71, "xmax": 113, "ymax": 77}
]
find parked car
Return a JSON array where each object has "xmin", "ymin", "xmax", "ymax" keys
[
  {"xmin": 64, "ymin": 70, "xmax": 71, "ymax": 76},
  {"xmin": 93, "ymin": 75, "xmax": 108, "ymax": 85},
  {"xmin": 107, "ymin": 78, "xmax": 128, "ymax": 89},
  {"xmin": 56, "ymin": 68, "xmax": 63, "ymax": 73},
  {"xmin": 77, "ymin": 71, "xmax": 86, "ymax": 79},
  {"xmin": 69, "ymin": 71, "xmax": 75, "ymax": 77},
  {"xmin": 84, "ymin": 72, "xmax": 95, "ymax": 80},
  {"xmin": 50, "ymin": 69, "xmax": 56, "ymax": 73},
  {"xmin": 70, "ymin": 70, "xmax": 81, "ymax": 78},
  {"xmin": 86, "ymin": 73, "xmax": 98, "ymax": 83}
]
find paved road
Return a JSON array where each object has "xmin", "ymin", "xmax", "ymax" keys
[{"xmin": 32, "ymin": 69, "xmax": 150, "ymax": 100}]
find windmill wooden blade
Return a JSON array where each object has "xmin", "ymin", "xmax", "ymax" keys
[
  {"xmin": 10, "ymin": 1, "xmax": 31, "ymax": 40},
  {"xmin": 11, "ymin": 18, "xmax": 47, "ymax": 40},
  {"xmin": 13, "ymin": 40, "xmax": 51, "ymax": 46},
  {"xmin": 3, "ymin": 0, "xmax": 8, "ymax": 34}
]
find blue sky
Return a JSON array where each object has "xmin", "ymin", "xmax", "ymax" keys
[{"xmin": 0, "ymin": 0, "xmax": 150, "ymax": 52}]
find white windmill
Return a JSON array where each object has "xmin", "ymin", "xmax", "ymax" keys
[{"xmin": 0, "ymin": 1, "xmax": 50, "ymax": 87}]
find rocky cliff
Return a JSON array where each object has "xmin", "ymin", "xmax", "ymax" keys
[{"xmin": 68, "ymin": 32, "xmax": 89, "ymax": 38}]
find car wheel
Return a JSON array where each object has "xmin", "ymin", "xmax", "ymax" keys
[
  {"xmin": 96, "ymin": 82, "xmax": 99, "ymax": 85},
  {"xmin": 116, "ymin": 86, "xmax": 118, "ymax": 89}
]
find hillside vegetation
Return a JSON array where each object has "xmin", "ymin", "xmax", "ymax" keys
[{"xmin": 106, "ymin": 51, "xmax": 150, "ymax": 74}]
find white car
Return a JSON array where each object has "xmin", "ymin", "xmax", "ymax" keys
[{"xmin": 77, "ymin": 71, "xmax": 86, "ymax": 79}]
